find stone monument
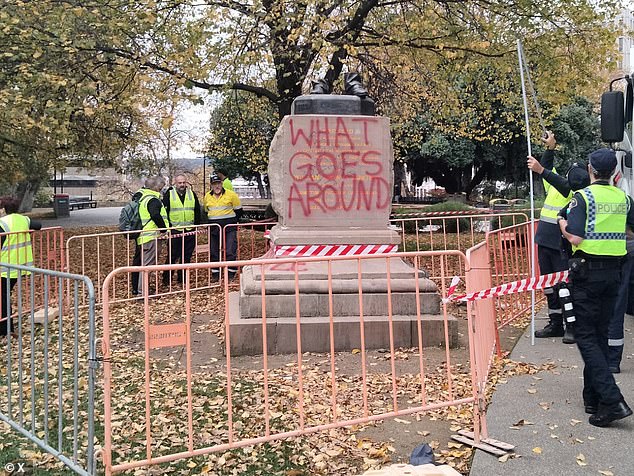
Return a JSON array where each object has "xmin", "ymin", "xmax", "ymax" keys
[{"xmin": 229, "ymin": 74, "xmax": 456, "ymax": 355}]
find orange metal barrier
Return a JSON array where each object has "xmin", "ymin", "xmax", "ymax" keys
[
  {"xmin": 0, "ymin": 226, "xmax": 65, "ymax": 318},
  {"xmin": 222, "ymin": 220, "xmax": 275, "ymax": 262},
  {"xmin": 391, "ymin": 212, "xmax": 528, "ymax": 281},
  {"xmin": 100, "ymin": 251, "xmax": 483, "ymax": 475},
  {"xmin": 486, "ymin": 220, "xmax": 538, "ymax": 328},
  {"xmin": 65, "ymin": 224, "xmax": 221, "ymax": 305}
]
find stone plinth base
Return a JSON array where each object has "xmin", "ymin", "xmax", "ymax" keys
[
  {"xmin": 228, "ymin": 258, "xmax": 457, "ymax": 356},
  {"xmin": 228, "ymin": 292, "xmax": 458, "ymax": 356}
]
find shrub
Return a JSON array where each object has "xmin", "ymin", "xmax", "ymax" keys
[{"xmin": 33, "ymin": 187, "xmax": 53, "ymax": 207}]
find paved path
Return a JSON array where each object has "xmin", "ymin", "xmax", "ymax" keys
[
  {"xmin": 470, "ymin": 316, "xmax": 634, "ymax": 476},
  {"xmin": 36, "ymin": 207, "xmax": 121, "ymax": 228}
]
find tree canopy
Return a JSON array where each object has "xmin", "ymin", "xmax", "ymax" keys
[{"xmin": 0, "ymin": 0, "xmax": 622, "ymax": 207}]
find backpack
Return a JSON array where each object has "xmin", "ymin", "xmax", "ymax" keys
[{"xmin": 119, "ymin": 194, "xmax": 144, "ymax": 239}]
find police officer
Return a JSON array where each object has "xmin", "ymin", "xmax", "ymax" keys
[
  {"xmin": 162, "ymin": 174, "xmax": 202, "ymax": 286},
  {"xmin": 527, "ymin": 131, "xmax": 573, "ymax": 342},
  {"xmin": 0, "ymin": 197, "xmax": 41, "ymax": 336},
  {"xmin": 559, "ymin": 148, "xmax": 634, "ymax": 427},
  {"xmin": 203, "ymin": 174, "xmax": 243, "ymax": 280},
  {"xmin": 131, "ymin": 176, "xmax": 168, "ymax": 295}
]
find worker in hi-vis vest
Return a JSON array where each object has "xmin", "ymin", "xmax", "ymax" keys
[
  {"xmin": 0, "ymin": 197, "xmax": 42, "ymax": 336},
  {"xmin": 203, "ymin": 174, "xmax": 242, "ymax": 280},
  {"xmin": 131, "ymin": 176, "xmax": 168, "ymax": 296},
  {"xmin": 162, "ymin": 174, "xmax": 202, "ymax": 286},
  {"xmin": 527, "ymin": 131, "xmax": 576, "ymax": 343}
]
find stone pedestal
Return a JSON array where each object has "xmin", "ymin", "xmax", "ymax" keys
[{"xmin": 228, "ymin": 94, "xmax": 454, "ymax": 355}]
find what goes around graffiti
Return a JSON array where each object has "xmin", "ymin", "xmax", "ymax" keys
[{"xmin": 286, "ymin": 149, "xmax": 391, "ymax": 218}]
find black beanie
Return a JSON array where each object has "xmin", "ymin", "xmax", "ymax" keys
[{"xmin": 567, "ymin": 164, "xmax": 590, "ymax": 191}]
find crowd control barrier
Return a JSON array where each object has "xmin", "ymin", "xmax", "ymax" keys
[
  {"xmin": 486, "ymin": 220, "xmax": 539, "ymax": 328},
  {"xmin": 390, "ymin": 212, "xmax": 528, "ymax": 281},
  {"xmin": 0, "ymin": 226, "xmax": 65, "ymax": 313},
  {"xmin": 100, "ymin": 251, "xmax": 483, "ymax": 475},
  {"xmin": 0, "ymin": 263, "xmax": 97, "ymax": 475},
  {"xmin": 65, "ymin": 224, "xmax": 221, "ymax": 305}
]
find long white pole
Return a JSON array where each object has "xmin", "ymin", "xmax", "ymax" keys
[{"xmin": 517, "ymin": 39, "xmax": 537, "ymax": 346}]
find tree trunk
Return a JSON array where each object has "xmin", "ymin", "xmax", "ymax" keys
[
  {"xmin": 393, "ymin": 161, "xmax": 407, "ymax": 200},
  {"xmin": 17, "ymin": 179, "xmax": 39, "ymax": 212},
  {"xmin": 255, "ymin": 174, "xmax": 265, "ymax": 199},
  {"xmin": 465, "ymin": 163, "xmax": 491, "ymax": 200}
]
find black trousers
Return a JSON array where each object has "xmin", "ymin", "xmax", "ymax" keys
[
  {"xmin": 163, "ymin": 231, "xmax": 196, "ymax": 282},
  {"xmin": 571, "ymin": 268, "xmax": 623, "ymax": 408},
  {"xmin": 0, "ymin": 277, "xmax": 18, "ymax": 335},
  {"xmin": 538, "ymin": 245, "xmax": 568, "ymax": 326},
  {"xmin": 210, "ymin": 223, "xmax": 238, "ymax": 276}
]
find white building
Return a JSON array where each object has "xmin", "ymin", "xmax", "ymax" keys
[{"xmin": 617, "ymin": 8, "xmax": 634, "ymax": 72}]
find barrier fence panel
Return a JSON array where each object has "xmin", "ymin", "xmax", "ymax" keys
[
  {"xmin": 486, "ymin": 220, "xmax": 539, "ymax": 328},
  {"xmin": 0, "ymin": 227, "xmax": 65, "ymax": 315},
  {"xmin": 390, "ymin": 212, "xmax": 528, "ymax": 282},
  {"xmin": 222, "ymin": 220, "xmax": 275, "ymax": 263},
  {"xmin": 0, "ymin": 263, "xmax": 96, "ymax": 475},
  {"xmin": 465, "ymin": 241, "xmax": 499, "ymax": 393},
  {"xmin": 65, "ymin": 224, "xmax": 221, "ymax": 305},
  {"xmin": 100, "ymin": 251, "xmax": 483, "ymax": 474}
]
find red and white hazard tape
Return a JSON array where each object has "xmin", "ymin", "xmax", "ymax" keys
[
  {"xmin": 274, "ymin": 244, "xmax": 398, "ymax": 258},
  {"xmin": 392, "ymin": 209, "xmax": 493, "ymax": 219},
  {"xmin": 445, "ymin": 270, "xmax": 569, "ymax": 303},
  {"xmin": 157, "ymin": 229, "xmax": 207, "ymax": 240}
]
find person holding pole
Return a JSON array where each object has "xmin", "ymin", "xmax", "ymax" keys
[
  {"xmin": 527, "ymin": 131, "xmax": 575, "ymax": 343},
  {"xmin": 559, "ymin": 148, "xmax": 634, "ymax": 426}
]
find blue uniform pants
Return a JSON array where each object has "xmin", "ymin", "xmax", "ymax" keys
[
  {"xmin": 538, "ymin": 245, "xmax": 568, "ymax": 327},
  {"xmin": 571, "ymin": 268, "xmax": 623, "ymax": 407}
]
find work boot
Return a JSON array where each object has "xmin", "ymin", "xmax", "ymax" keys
[
  {"xmin": 535, "ymin": 323, "xmax": 564, "ymax": 338},
  {"xmin": 343, "ymin": 72, "xmax": 368, "ymax": 98},
  {"xmin": 310, "ymin": 78, "xmax": 331, "ymax": 95},
  {"xmin": 589, "ymin": 400, "xmax": 633, "ymax": 427},
  {"xmin": 562, "ymin": 325, "xmax": 576, "ymax": 344}
]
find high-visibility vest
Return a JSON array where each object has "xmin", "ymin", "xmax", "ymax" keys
[
  {"xmin": 137, "ymin": 189, "xmax": 168, "ymax": 245},
  {"xmin": 203, "ymin": 189, "xmax": 241, "ymax": 221},
  {"xmin": 573, "ymin": 184, "xmax": 628, "ymax": 256},
  {"xmin": 0, "ymin": 214, "xmax": 33, "ymax": 278},
  {"xmin": 540, "ymin": 170, "xmax": 572, "ymax": 225},
  {"xmin": 168, "ymin": 189, "xmax": 195, "ymax": 230}
]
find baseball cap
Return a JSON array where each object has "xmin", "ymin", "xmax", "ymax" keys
[
  {"xmin": 210, "ymin": 174, "xmax": 222, "ymax": 183},
  {"xmin": 588, "ymin": 148, "xmax": 617, "ymax": 173}
]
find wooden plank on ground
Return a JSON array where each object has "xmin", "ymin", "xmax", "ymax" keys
[
  {"xmin": 457, "ymin": 430, "xmax": 515, "ymax": 451},
  {"xmin": 450, "ymin": 435, "xmax": 508, "ymax": 457}
]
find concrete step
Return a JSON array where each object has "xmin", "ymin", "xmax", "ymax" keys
[{"xmin": 229, "ymin": 292, "xmax": 457, "ymax": 355}]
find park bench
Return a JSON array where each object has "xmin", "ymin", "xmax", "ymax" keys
[{"xmin": 69, "ymin": 196, "xmax": 98, "ymax": 210}]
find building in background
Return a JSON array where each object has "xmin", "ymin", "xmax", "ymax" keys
[{"xmin": 617, "ymin": 8, "xmax": 634, "ymax": 72}]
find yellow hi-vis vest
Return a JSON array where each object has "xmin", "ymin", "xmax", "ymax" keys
[
  {"xmin": 168, "ymin": 188, "xmax": 195, "ymax": 230},
  {"xmin": 203, "ymin": 189, "xmax": 241, "ymax": 221},
  {"xmin": 0, "ymin": 214, "xmax": 33, "ymax": 278},
  {"xmin": 540, "ymin": 170, "xmax": 572, "ymax": 225},
  {"xmin": 137, "ymin": 189, "xmax": 168, "ymax": 245},
  {"xmin": 572, "ymin": 184, "xmax": 628, "ymax": 257}
]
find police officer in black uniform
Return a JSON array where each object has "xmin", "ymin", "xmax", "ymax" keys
[{"xmin": 559, "ymin": 148, "xmax": 634, "ymax": 427}]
